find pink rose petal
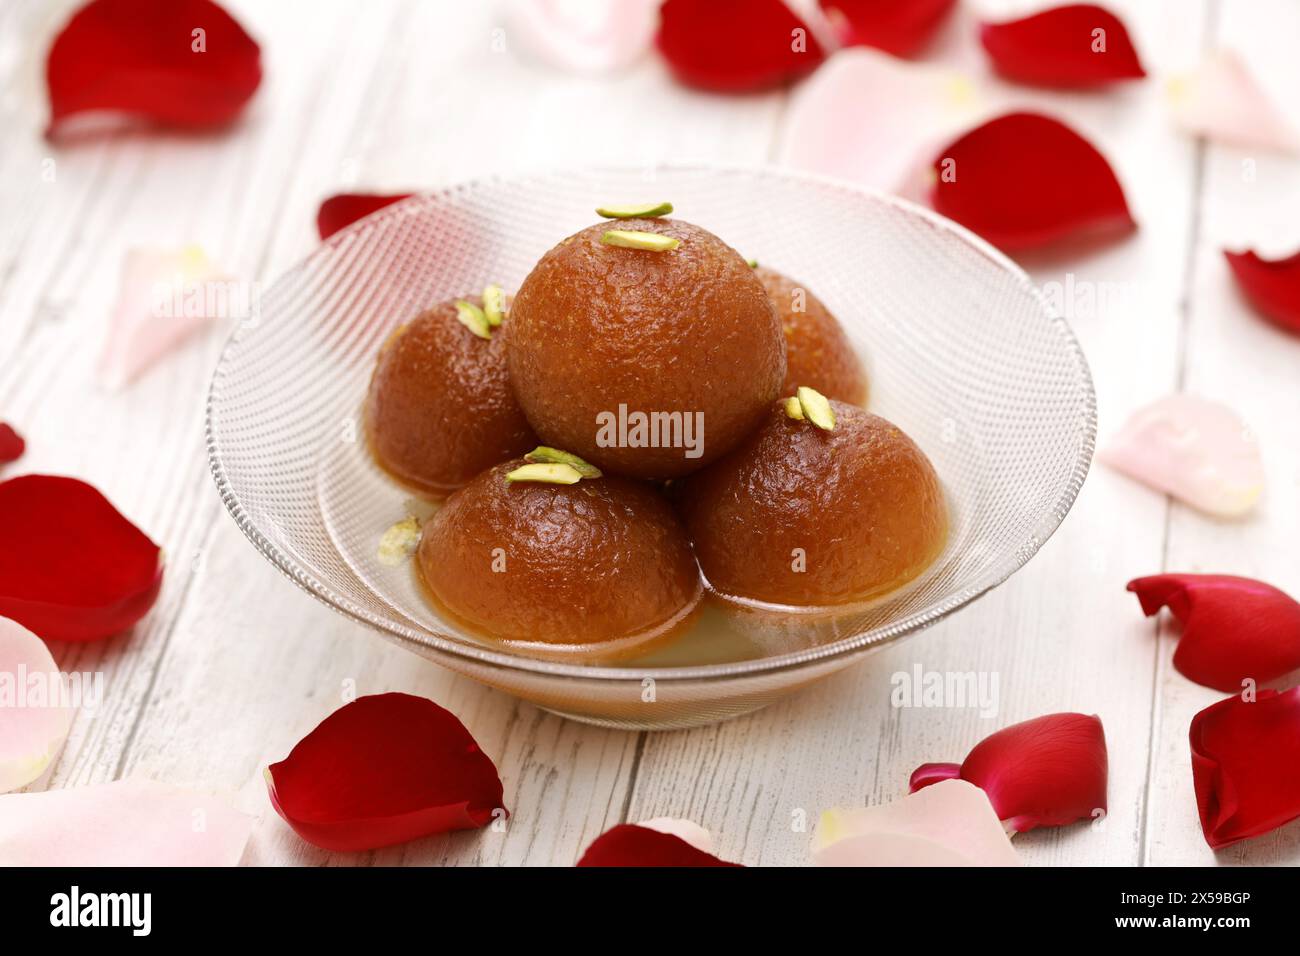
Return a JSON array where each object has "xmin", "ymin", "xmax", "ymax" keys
[
  {"xmin": 0, "ymin": 616, "xmax": 74, "ymax": 793},
  {"xmin": 507, "ymin": 0, "xmax": 657, "ymax": 74},
  {"xmin": 1167, "ymin": 50, "xmax": 1300, "ymax": 154},
  {"xmin": 1100, "ymin": 394, "xmax": 1263, "ymax": 518},
  {"xmin": 635, "ymin": 816, "xmax": 713, "ymax": 853},
  {"xmin": 0, "ymin": 777, "xmax": 252, "ymax": 865},
  {"xmin": 812, "ymin": 779, "xmax": 1021, "ymax": 866}
]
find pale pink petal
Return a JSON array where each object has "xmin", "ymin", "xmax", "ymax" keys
[
  {"xmin": 0, "ymin": 617, "xmax": 74, "ymax": 793},
  {"xmin": 0, "ymin": 778, "xmax": 253, "ymax": 866},
  {"xmin": 1167, "ymin": 50, "xmax": 1300, "ymax": 154},
  {"xmin": 1100, "ymin": 394, "xmax": 1264, "ymax": 518},
  {"xmin": 779, "ymin": 48, "xmax": 984, "ymax": 196},
  {"xmin": 506, "ymin": 0, "xmax": 657, "ymax": 74},
  {"xmin": 98, "ymin": 246, "xmax": 235, "ymax": 390},
  {"xmin": 636, "ymin": 816, "xmax": 713, "ymax": 853},
  {"xmin": 811, "ymin": 779, "xmax": 1021, "ymax": 866}
]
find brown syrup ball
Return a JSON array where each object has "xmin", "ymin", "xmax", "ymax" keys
[
  {"xmin": 676, "ymin": 400, "xmax": 947, "ymax": 607},
  {"xmin": 753, "ymin": 266, "xmax": 868, "ymax": 406},
  {"xmin": 417, "ymin": 460, "xmax": 702, "ymax": 654},
  {"xmin": 365, "ymin": 296, "xmax": 536, "ymax": 496},
  {"xmin": 506, "ymin": 218, "xmax": 786, "ymax": 480}
]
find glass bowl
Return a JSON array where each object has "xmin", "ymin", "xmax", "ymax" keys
[{"xmin": 206, "ymin": 164, "xmax": 1095, "ymax": 729}]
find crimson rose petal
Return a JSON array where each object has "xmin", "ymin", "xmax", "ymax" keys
[
  {"xmin": 1224, "ymin": 249, "xmax": 1300, "ymax": 335},
  {"xmin": 1191, "ymin": 689, "xmax": 1300, "ymax": 849},
  {"xmin": 0, "ymin": 475, "xmax": 163, "ymax": 642},
  {"xmin": 819, "ymin": 0, "xmax": 956, "ymax": 57},
  {"xmin": 45, "ymin": 0, "xmax": 262, "ymax": 138},
  {"xmin": 0, "ymin": 425, "xmax": 24, "ymax": 465},
  {"xmin": 909, "ymin": 713, "xmax": 1108, "ymax": 832},
  {"xmin": 1128, "ymin": 574, "xmax": 1300, "ymax": 693},
  {"xmin": 316, "ymin": 193, "xmax": 414, "ymax": 241},
  {"xmin": 266, "ymin": 692, "xmax": 506, "ymax": 852},
  {"xmin": 929, "ymin": 112, "xmax": 1135, "ymax": 251},
  {"xmin": 577, "ymin": 824, "xmax": 743, "ymax": 867},
  {"xmin": 980, "ymin": 4, "xmax": 1145, "ymax": 86},
  {"xmin": 655, "ymin": 0, "xmax": 825, "ymax": 92}
]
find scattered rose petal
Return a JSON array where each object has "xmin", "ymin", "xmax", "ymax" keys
[
  {"xmin": 929, "ymin": 112, "xmax": 1134, "ymax": 251},
  {"xmin": 99, "ymin": 246, "xmax": 233, "ymax": 389},
  {"xmin": 656, "ymin": 0, "xmax": 825, "ymax": 92},
  {"xmin": 316, "ymin": 193, "xmax": 414, "ymax": 241},
  {"xmin": 813, "ymin": 779, "xmax": 1021, "ymax": 866},
  {"xmin": 1128, "ymin": 574, "xmax": 1300, "ymax": 693},
  {"xmin": 819, "ymin": 0, "xmax": 956, "ymax": 57},
  {"xmin": 1225, "ymin": 248, "xmax": 1300, "ymax": 335},
  {"xmin": 1099, "ymin": 394, "xmax": 1263, "ymax": 518},
  {"xmin": 635, "ymin": 816, "xmax": 714, "ymax": 853},
  {"xmin": 0, "ymin": 617, "xmax": 75, "ymax": 793},
  {"xmin": 577, "ymin": 823, "xmax": 742, "ymax": 866},
  {"xmin": 506, "ymin": 0, "xmax": 657, "ymax": 74},
  {"xmin": 0, "ymin": 475, "xmax": 163, "ymax": 643},
  {"xmin": 266, "ymin": 692, "xmax": 506, "ymax": 852},
  {"xmin": 0, "ymin": 424, "xmax": 23, "ymax": 465},
  {"xmin": 779, "ymin": 48, "xmax": 983, "ymax": 195},
  {"xmin": 1167, "ymin": 50, "xmax": 1300, "ymax": 154},
  {"xmin": 1191, "ymin": 688, "xmax": 1300, "ymax": 849},
  {"xmin": 979, "ymin": 4, "xmax": 1145, "ymax": 87},
  {"xmin": 910, "ymin": 713, "xmax": 1108, "ymax": 832},
  {"xmin": 377, "ymin": 516, "xmax": 421, "ymax": 567},
  {"xmin": 0, "ymin": 777, "xmax": 251, "ymax": 865},
  {"xmin": 45, "ymin": 0, "xmax": 262, "ymax": 139}
]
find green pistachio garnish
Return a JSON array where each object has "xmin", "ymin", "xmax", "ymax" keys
[
  {"xmin": 524, "ymin": 446, "xmax": 602, "ymax": 478},
  {"xmin": 746, "ymin": 258, "xmax": 759, "ymax": 269},
  {"xmin": 596, "ymin": 201, "xmax": 674, "ymax": 219},
  {"xmin": 797, "ymin": 386, "xmax": 836, "ymax": 431},
  {"xmin": 783, "ymin": 396, "xmax": 804, "ymax": 420},
  {"xmin": 601, "ymin": 230, "xmax": 680, "ymax": 252},
  {"xmin": 505, "ymin": 462, "xmax": 583, "ymax": 485},
  {"xmin": 455, "ymin": 300, "xmax": 491, "ymax": 339},
  {"xmin": 482, "ymin": 284, "xmax": 506, "ymax": 327},
  {"xmin": 377, "ymin": 516, "xmax": 421, "ymax": 567}
]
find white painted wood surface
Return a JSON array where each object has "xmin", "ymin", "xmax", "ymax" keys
[{"xmin": 2, "ymin": 0, "xmax": 1297, "ymax": 866}]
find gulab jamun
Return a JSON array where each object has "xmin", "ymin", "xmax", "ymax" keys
[
  {"xmin": 365, "ymin": 295, "xmax": 536, "ymax": 496},
  {"xmin": 506, "ymin": 218, "xmax": 786, "ymax": 480},
  {"xmin": 676, "ymin": 398, "xmax": 947, "ymax": 607},
  {"xmin": 417, "ymin": 458, "xmax": 702, "ymax": 656},
  {"xmin": 754, "ymin": 266, "xmax": 868, "ymax": 406}
]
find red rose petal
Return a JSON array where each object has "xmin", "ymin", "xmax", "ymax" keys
[
  {"xmin": 1224, "ymin": 249, "xmax": 1300, "ymax": 335},
  {"xmin": 0, "ymin": 475, "xmax": 163, "ymax": 642},
  {"xmin": 909, "ymin": 713, "xmax": 1108, "ymax": 832},
  {"xmin": 655, "ymin": 0, "xmax": 825, "ymax": 92},
  {"xmin": 1128, "ymin": 574, "xmax": 1300, "ymax": 693},
  {"xmin": 577, "ymin": 824, "xmax": 743, "ymax": 867},
  {"xmin": 45, "ymin": 0, "xmax": 262, "ymax": 138},
  {"xmin": 979, "ymin": 4, "xmax": 1145, "ymax": 86},
  {"xmin": 819, "ymin": 0, "xmax": 956, "ymax": 58},
  {"xmin": 1191, "ymin": 688, "xmax": 1300, "ymax": 849},
  {"xmin": 266, "ymin": 692, "xmax": 506, "ymax": 852},
  {"xmin": 929, "ymin": 111, "xmax": 1135, "ymax": 252},
  {"xmin": 0, "ymin": 424, "xmax": 24, "ymax": 465},
  {"xmin": 316, "ymin": 193, "xmax": 414, "ymax": 241}
]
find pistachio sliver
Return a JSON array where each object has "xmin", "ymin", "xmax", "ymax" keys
[
  {"xmin": 455, "ymin": 300, "xmax": 491, "ymax": 339},
  {"xmin": 797, "ymin": 386, "xmax": 836, "ymax": 431},
  {"xmin": 505, "ymin": 462, "xmax": 583, "ymax": 485},
  {"xmin": 783, "ymin": 396, "xmax": 805, "ymax": 420},
  {"xmin": 524, "ymin": 445, "xmax": 602, "ymax": 478},
  {"xmin": 482, "ymin": 284, "xmax": 506, "ymax": 327},
  {"xmin": 746, "ymin": 257, "xmax": 759, "ymax": 269},
  {"xmin": 596, "ymin": 201, "xmax": 674, "ymax": 219},
  {"xmin": 377, "ymin": 516, "xmax": 421, "ymax": 567},
  {"xmin": 601, "ymin": 230, "xmax": 680, "ymax": 252}
]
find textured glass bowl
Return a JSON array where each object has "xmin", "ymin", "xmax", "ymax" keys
[{"xmin": 207, "ymin": 164, "xmax": 1095, "ymax": 729}]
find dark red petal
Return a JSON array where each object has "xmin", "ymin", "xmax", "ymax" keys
[
  {"xmin": 980, "ymin": 4, "xmax": 1145, "ymax": 86},
  {"xmin": 819, "ymin": 0, "xmax": 956, "ymax": 57},
  {"xmin": 908, "ymin": 762, "xmax": 961, "ymax": 790},
  {"xmin": 1128, "ymin": 574, "xmax": 1300, "ymax": 693},
  {"xmin": 266, "ymin": 692, "xmax": 506, "ymax": 852},
  {"xmin": 1225, "ymin": 249, "xmax": 1300, "ymax": 335},
  {"xmin": 1191, "ymin": 688, "xmax": 1300, "ymax": 849},
  {"xmin": 0, "ymin": 424, "xmax": 24, "ymax": 465},
  {"xmin": 316, "ymin": 193, "xmax": 414, "ymax": 241},
  {"xmin": 577, "ymin": 824, "xmax": 743, "ymax": 867},
  {"xmin": 655, "ymin": 0, "xmax": 825, "ymax": 93},
  {"xmin": 0, "ymin": 475, "xmax": 162, "ymax": 642},
  {"xmin": 910, "ymin": 713, "xmax": 1108, "ymax": 832},
  {"xmin": 45, "ymin": 0, "xmax": 261, "ymax": 138},
  {"xmin": 929, "ymin": 111, "xmax": 1135, "ymax": 252}
]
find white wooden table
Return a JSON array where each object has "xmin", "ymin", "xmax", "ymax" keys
[{"xmin": 3, "ymin": 0, "xmax": 1298, "ymax": 866}]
